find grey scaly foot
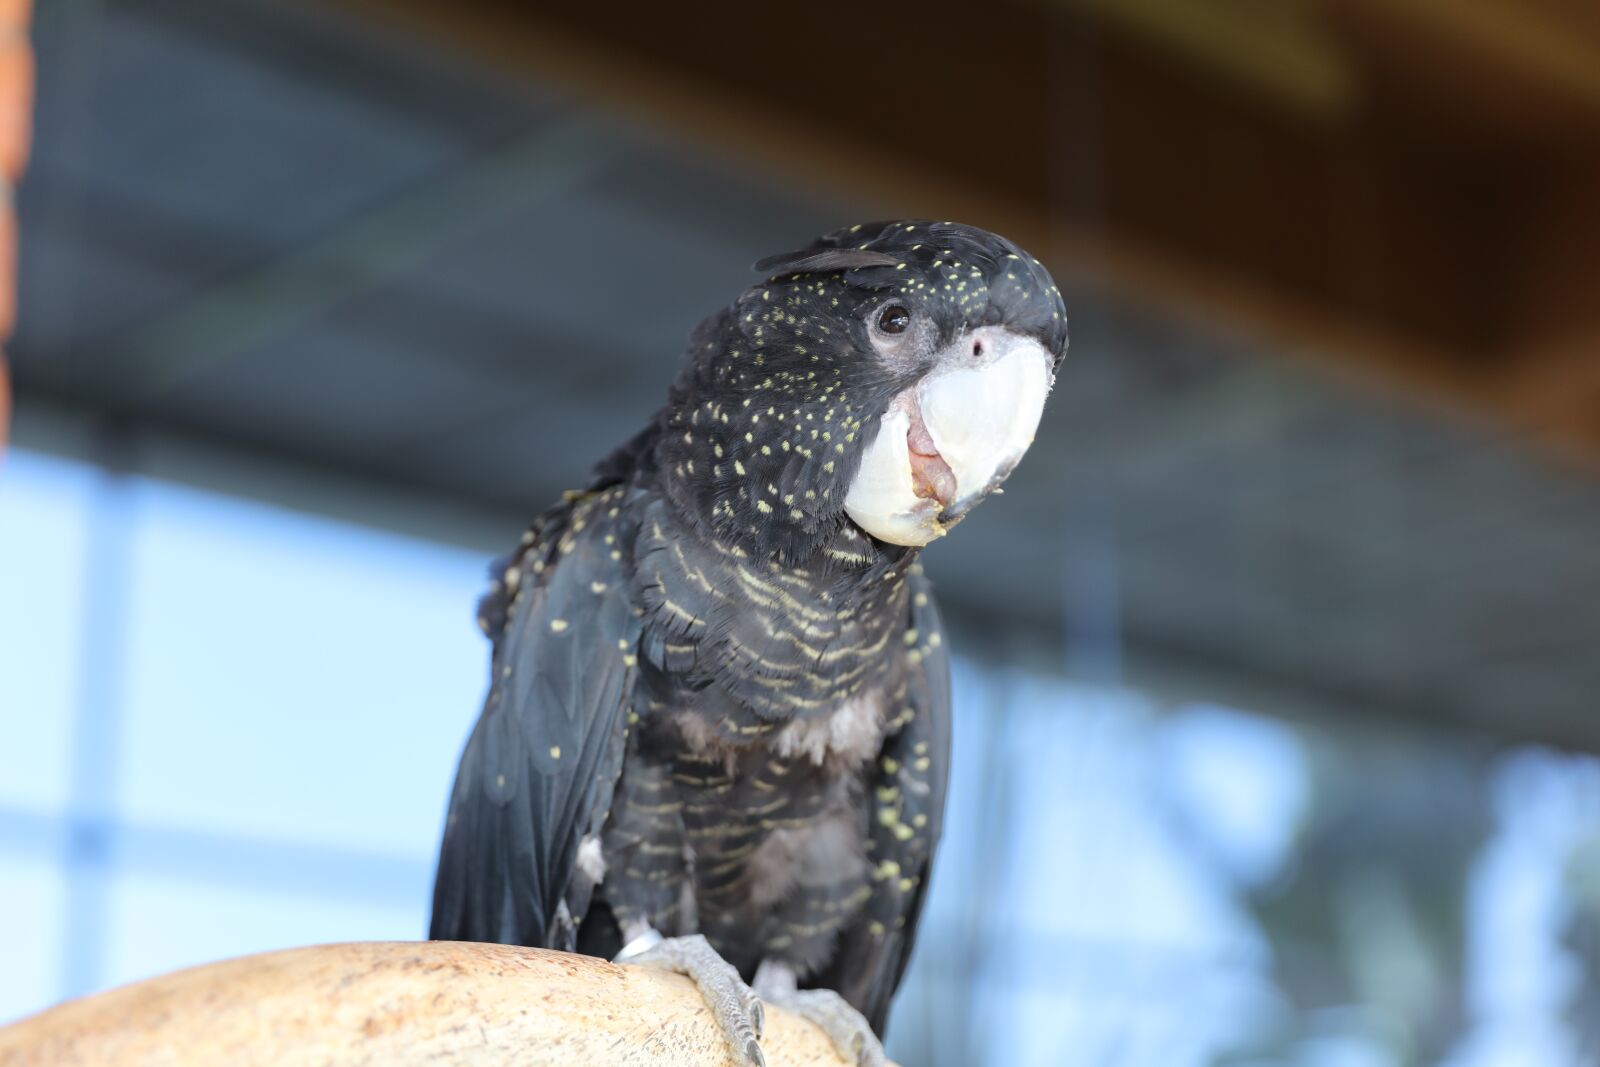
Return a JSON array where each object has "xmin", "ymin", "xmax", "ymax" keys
[
  {"xmin": 753, "ymin": 961, "xmax": 885, "ymax": 1067},
  {"xmin": 624, "ymin": 933, "xmax": 766, "ymax": 1067}
]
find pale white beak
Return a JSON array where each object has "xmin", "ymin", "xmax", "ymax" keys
[{"xmin": 844, "ymin": 327, "xmax": 1053, "ymax": 546}]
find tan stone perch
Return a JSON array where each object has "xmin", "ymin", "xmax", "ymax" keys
[{"xmin": 0, "ymin": 941, "xmax": 896, "ymax": 1066}]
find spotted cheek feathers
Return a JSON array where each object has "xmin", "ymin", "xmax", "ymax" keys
[{"xmin": 655, "ymin": 285, "xmax": 895, "ymax": 565}]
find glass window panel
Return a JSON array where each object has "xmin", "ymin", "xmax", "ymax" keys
[
  {"xmin": 972, "ymin": 680, "xmax": 1274, "ymax": 1066},
  {"xmin": 0, "ymin": 449, "xmax": 94, "ymax": 815},
  {"xmin": 116, "ymin": 477, "xmax": 490, "ymax": 860},
  {"xmin": 102, "ymin": 869, "xmax": 424, "ymax": 992},
  {"xmin": 0, "ymin": 852, "xmax": 66, "ymax": 1024}
]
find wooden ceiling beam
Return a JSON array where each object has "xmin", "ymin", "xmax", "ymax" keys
[
  {"xmin": 1340, "ymin": 0, "xmax": 1600, "ymax": 117},
  {"xmin": 325, "ymin": 0, "xmax": 1600, "ymax": 463}
]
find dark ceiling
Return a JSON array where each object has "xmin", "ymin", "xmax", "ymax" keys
[{"xmin": 14, "ymin": 0, "xmax": 1600, "ymax": 749}]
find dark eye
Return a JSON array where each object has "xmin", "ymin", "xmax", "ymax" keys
[{"xmin": 877, "ymin": 304, "xmax": 911, "ymax": 334}]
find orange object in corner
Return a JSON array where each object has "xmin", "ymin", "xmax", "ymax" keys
[{"xmin": 0, "ymin": 0, "xmax": 32, "ymax": 458}]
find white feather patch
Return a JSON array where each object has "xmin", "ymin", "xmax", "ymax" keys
[{"xmin": 576, "ymin": 834, "xmax": 607, "ymax": 883}]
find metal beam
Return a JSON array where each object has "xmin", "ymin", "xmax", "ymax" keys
[
  {"xmin": 321, "ymin": 0, "xmax": 1600, "ymax": 473},
  {"xmin": 99, "ymin": 113, "xmax": 626, "ymax": 405}
]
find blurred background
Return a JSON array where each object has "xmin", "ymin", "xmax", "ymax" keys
[{"xmin": 4, "ymin": 1, "xmax": 1600, "ymax": 1064}]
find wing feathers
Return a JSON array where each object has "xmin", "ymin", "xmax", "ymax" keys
[{"xmin": 430, "ymin": 491, "xmax": 641, "ymax": 950}]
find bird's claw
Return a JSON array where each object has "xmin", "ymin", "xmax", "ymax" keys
[
  {"xmin": 627, "ymin": 933, "xmax": 767, "ymax": 1066},
  {"xmin": 765, "ymin": 987, "xmax": 886, "ymax": 1067},
  {"xmin": 749, "ymin": 990, "xmax": 765, "ymax": 1038}
]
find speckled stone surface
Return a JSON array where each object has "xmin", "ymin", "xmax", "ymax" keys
[{"xmin": 0, "ymin": 941, "xmax": 888, "ymax": 1066}]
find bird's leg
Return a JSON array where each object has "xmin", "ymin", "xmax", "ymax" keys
[
  {"xmin": 618, "ymin": 923, "xmax": 766, "ymax": 1067},
  {"xmin": 752, "ymin": 959, "xmax": 886, "ymax": 1067}
]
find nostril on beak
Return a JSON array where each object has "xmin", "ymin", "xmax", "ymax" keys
[{"xmin": 971, "ymin": 338, "xmax": 984, "ymax": 359}]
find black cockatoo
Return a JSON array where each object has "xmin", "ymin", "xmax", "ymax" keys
[{"xmin": 430, "ymin": 220, "xmax": 1067, "ymax": 1065}]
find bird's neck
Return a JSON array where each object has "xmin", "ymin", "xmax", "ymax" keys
[
  {"xmin": 642, "ymin": 482, "xmax": 918, "ymax": 625},
  {"xmin": 633, "ymin": 495, "xmax": 919, "ymax": 722}
]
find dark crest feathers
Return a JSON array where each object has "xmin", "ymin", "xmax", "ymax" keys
[{"xmin": 752, "ymin": 248, "xmax": 902, "ymax": 275}]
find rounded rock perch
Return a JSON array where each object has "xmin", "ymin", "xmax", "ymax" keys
[{"xmin": 0, "ymin": 941, "xmax": 897, "ymax": 1066}]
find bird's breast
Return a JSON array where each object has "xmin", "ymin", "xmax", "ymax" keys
[
  {"xmin": 664, "ymin": 689, "xmax": 889, "ymax": 774},
  {"xmin": 769, "ymin": 692, "xmax": 888, "ymax": 769}
]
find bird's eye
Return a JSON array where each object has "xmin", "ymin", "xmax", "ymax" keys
[{"xmin": 877, "ymin": 304, "xmax": 911, "ymax": 335}]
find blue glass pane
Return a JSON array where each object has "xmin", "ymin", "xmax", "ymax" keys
[
  {"xmin": 102, "ymin": 869, "xmax": 425, "ymax": 991},
  {"xmin": 0, "ymin": 853, "xmax": 66, "ymax": 1024},
  {"xmin": 973, "ymin": 680, "xmax": 1275, "ymax": 1066},
  {"xmin": 116, "ymin": 477, "xmax": 490, "ymax": 860},
  {"xmin": 0, "ymin": 449, "xmax": 94, "ymax": 814}
]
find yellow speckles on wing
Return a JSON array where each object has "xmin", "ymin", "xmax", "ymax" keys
[
  {"xmin": 756, "ymin": 500, "xmax": 773, "ymax": 514},
  {"xmin": 548, "ymin": 745, "xmax": 561, "ymax": 760},
  {"xmin": 590, "ymin": 581, "xmax": 607, "ymax": 595},
  {"xmin": 549, "ymin": 618, "xmax": 568, "ymax": 633}
]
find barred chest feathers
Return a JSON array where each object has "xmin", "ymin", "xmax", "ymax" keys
[{"xmin": 672, "ymin": 690, "xmax": 890, "ymax": 772}]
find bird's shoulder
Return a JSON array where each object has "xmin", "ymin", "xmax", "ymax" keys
[{"xmin": 476, "ymin": 424, "xmax": 662, "ymax": 644}]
